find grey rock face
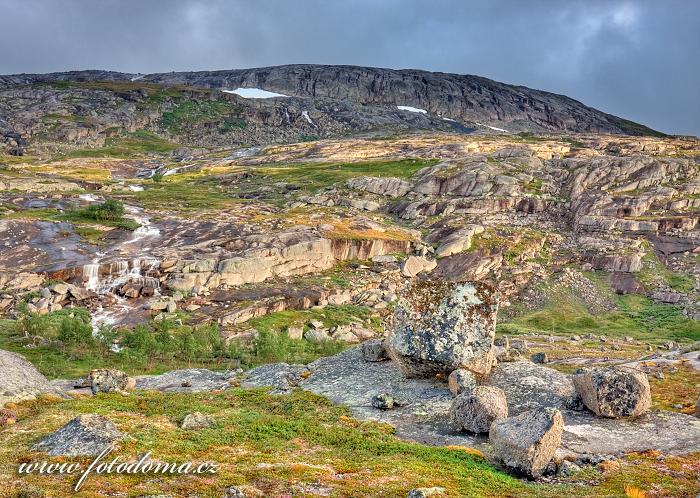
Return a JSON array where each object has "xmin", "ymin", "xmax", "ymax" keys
[
  {"xmin": 180, "ymin": 412, "xmax": 215, "ymax": 430},
  {"xmin": 531, "ymin": 352, "xmax": 549, "ymax": 364},
  {"xmin": 361, "ymin": 339, "xmax": 388, "ymax": 362},
  {"xmin": 447, "ymin": 369, "xmax": 477, "ymax": 396},
  {"xmin": 135, "ymin": 369, "xmax": 236, "ymax": 393},
  {"xmin": 489, "ymin": 407, "xmax": 564, "ymax": 478},
  {"xmin": 386, "ymin": 280, "xmax": 498, "ymax": 377},
  {"xmin": 572, "ymin": 367, "xmax": 651, "ymax": 418},
  {"xmin": 345, "ymin": 177, "xmax": 412, "ymax": 198},
  {"xmin": 88, "ymin": 368, "xmax": 133, "ymax": 394},
  {"xmin": 0, "ymin": 349, "xmax": 57, "ymax": 406},
  {"xmin": 450, "ymin": 386, "xmax": 508, "ymax": 433},
  {"xmin": 32, "ymin": 414, "xmax": 123, "ymax": 457}
]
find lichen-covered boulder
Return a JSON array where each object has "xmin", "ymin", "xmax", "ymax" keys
[
  {"xmin": 572, "ymin": 366, "xmax": 651, "ymax": 418},
  {"xmin": 447, "ymin": 369, "xmax": 477, "ymax": 396},
  {"xmin": 88, "ymin": 368, "xmax": 134, "ymax": 394},
  {"xmin": 385, "ymin": 280, "xmax": 498, "ymax": 377},
  {"xmin": 489, "ymin": 407, "xmax": 564, "ymax": 478},
  {"xmin": 180, "ymin": 411, "xmax": 215, "ymax": 430},
  {"xmin": 450, "ymin": 386, "xmax": 508, "ymax": 433},
  {"xmin": 32, "ymin": 414, "xmax": 123, "ymax": 457}
]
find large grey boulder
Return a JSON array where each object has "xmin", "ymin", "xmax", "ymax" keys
[
  {"xmin": 0, "ymin": 349, "xmax": 56, "ymax": 406},
  {"xmin": 450, "ymin": 386, "xmax": 507, "ymax": 433},
  {"xmin": 572, "ymin": 366, "xmax": 651, "ymax": 418},
  {"xmin": 385, "ymin": 280, "xmax": 498, "ymax": 377},
  {"xmin": 32, "ymin": 414, "xmax": 123, "ymax": 457},
  {"xmin": 490, "ymin": 407, "xmax": 564, "ymax": 478}
]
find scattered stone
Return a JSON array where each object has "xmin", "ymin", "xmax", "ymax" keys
[
  {"xmin": 32, "ymin": 414, "xmax": 123, "ymax": 457},
  {"xmin": 447, "ymin": 369, "xmax": 477, "ymax": 396},
  {"xmin": 0, "ymin": 407, "xmax": 17, "ymax": 425},
  {"xmin": 386, "ymin": 280, "xmax": 498, "ymax": 377},
  {"xmin": 450, "ymin": 386, "xmax": 508, "ymax": 433},
  {"xmin": 400, "ymin": 255, "xmax": 437, "ymax": 278},
  {"xmin": 309, "ymin": 319, "xmax": 324, "ymax": 330},
  {"xmin": 531, "ymin": 352, "xmax": 548, "ymax": 364},
  {"xmin": 572, "ymin": 367, "xmax": 651, "ymax": 418},
  {"xmin": 557, "ymin": 460, "xmax": 581, "ymax": 477},
  {"xmin": 222, "ymin": 486, "xmax": 246, "ymax": 498},
  {"xmin": 286, "ymin": 325, "xmax": 304, "ymax": 340},
  {"xmin": 490, "ymin": 407, "xmax": 564, "ymax": 478},
  {"xmin": 361, "ymin": 339, "xmax": 388, "ymax": 362},
  {"xmin": 372, "ymin": 393, "xmax": 397, "ymax": 410},
  {"xmin": 407, "ymin": 488, "xmax": 446, "ymax": 498},
  {"xmin": 509, "ymin": 339, "xmax": 528, "ymax": 353},
  {"xmin": 88, "ymin": 369, "xmax": 133, "ymax": 394},
  {"xmin": 180, "ymin": 412, "xmax": 215, "ymax": 430},
  {"xmin": 304, "ymin": 328, "xmax": 331, "ymax": 343}
]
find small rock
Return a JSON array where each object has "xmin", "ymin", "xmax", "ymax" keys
[
  {"xmin": 572, "ymin": 366, "xmax": 651, "ymax": 418},
  {"xmin": 450, "ymin": 386, "xmax": 508, "ymax": 433},
  {"xmin": 286, "ymin": 325, "xmax": 304, "ymax": 340},
  {"xmin": 361, "ymin": 339, "xmax": 388, "ymax": 362},
  {"xmin": 400, "ymin": 255, "xmax": 437, "ymax": 277},
  {"xmin": 166, "ymin": 301, "xmax": 177, "ymax": 313},
  {"xmin": 304, "ymin": 328, "xmax": 331, "ymax": 343},
  {"xmin": 309, "ymin": 319, "xmax": 324, "ymax": 330},
  {"xmin": 509, "ymin": 339, "xmax": 528, "ymax": 353},
  {"xmin": 447, "ymin": 369, "xmax": 477, "ymax": 396},
  {"xmin": 180, "ymin": 412, "xmax": 215, "ymax": 430},
  {"xmin": 372, "ymin": 393, "xmax": 397, "ymax": 410},
  {"xmin": 88, "ymin": 368, "xmax": 133, "ymax": 394},
  {"xmin": 557, "ymin": 460, "xmax": 581, "ymax": 477},
  {"xmin": 531, "ymin": 352, "xmax": 548, "ymax": 364},
  {"xmin": 407, "ymin": 488, "xmax": 446, "ymax": 498},
  {"xmin": 222, "ymin": 486, "xmax": 246, "ymax": 498},
  {"xmin": 490, "ymin": 407, "xmax": 564, "ymax": 478},
  {"xmin": 32, "ymin": 414, "xmax": 123, "ymax": 457}
]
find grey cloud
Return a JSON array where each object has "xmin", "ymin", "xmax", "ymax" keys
[{"xmin": 0, "ymin": 0, "xmax": 697, "ymax": 135}]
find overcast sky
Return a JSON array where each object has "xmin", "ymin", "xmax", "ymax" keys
[{"xmin": 1, "ymin": 0, "xmax": 698, "ymax": 135}]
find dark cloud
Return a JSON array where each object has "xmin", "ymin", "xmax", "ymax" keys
[{"xmin": 1, "ymin": 0, "xmax": 698, "ymax": 135}]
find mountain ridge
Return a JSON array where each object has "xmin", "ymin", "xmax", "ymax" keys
[{"xmin": 0, "ymin": 64, "xmax": 662, "ymax": 136}]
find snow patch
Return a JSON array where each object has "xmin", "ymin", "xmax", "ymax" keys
[
  {"xmin": 397, "ymin": 105, "xmax": 427, "ymax": 114},
  {"xmin": 475, "ymin": 122, "xmax": 509, "ymax": 133},
  {"xmin": 223, "ymin": 87, "xmax": 288, "ymax": 99},
  {"xmin": 128, "ymin": 185, "xmax": 144, "ymax": 192},
  {"xmin": 130, "ymin": 74, "xmax": 145, "ymax": 82}
]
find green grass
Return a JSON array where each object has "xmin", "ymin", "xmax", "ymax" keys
[
  {"xmin": 160, "ymin": 100, "xmax": 242, "ymax": 133},
  {"xmin": 500, "ymin": 292, "xmax": 700, "ymax": 343},
  {"xmin": 252, "ymin": 158, "xmax": 438, "ymax": 191},
  {"xmin": 3, "ymin": 390, "xmax": 697, "ymax": 497},
  {"xmin": 61, "ymin": 130, "xmax": 179, "ymax": 159},
  {"xmin": 638, "ymin": 246, "xmax": 697, "ymax": 293}
]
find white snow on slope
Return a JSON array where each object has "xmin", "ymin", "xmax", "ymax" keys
[
  {"xmin": 397, "ymin": 105, "xmax": 427, "ymax": 114},
  {"xmin": 130, "ymin": 74, "xmax": 145, "ymax": 82},
  {"xmin": 475, "ymin": 122, "xmax": 510, "ymax": 133},
  {"xmin": 223, "ymin": 88, "xmax": 288, "ymax": 99}
]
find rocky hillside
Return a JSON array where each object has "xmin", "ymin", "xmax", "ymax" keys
[{"xmin": 0, "ymin": 65, "xmax": 662, "ymax": 157}]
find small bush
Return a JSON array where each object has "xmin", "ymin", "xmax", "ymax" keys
[{"xmin": 57, "ymin": 317, "xmax": 94, "ymax": 345}]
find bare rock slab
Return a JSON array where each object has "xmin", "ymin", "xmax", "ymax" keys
[
  {"xmin": 490, "ymin": 407, "xmax": 563, "ymax": 478},
  {"xmin": 135, "ymin": 369, "xmax": 236, "ymax": 392},
  {"xmin": 0, "ymin": 349, "xmax": 59, "ymax": 406},
  {"xmin": 385, "ymin": 280, "xmax": 498, "ymax": 377},
  {"xmin": 32, "ymin": 414, "xmax": 123, "ymax": 457}
]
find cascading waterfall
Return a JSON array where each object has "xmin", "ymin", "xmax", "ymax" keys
[{"xmin": 81, "ymin": 205, "xmax": 161, "ymax": 334}]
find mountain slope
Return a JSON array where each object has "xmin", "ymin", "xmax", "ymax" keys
[{"xmin": 0, "ymin": 64, "xmax": 661, "ymax": 136}]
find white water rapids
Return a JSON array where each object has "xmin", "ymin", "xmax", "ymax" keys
[{"xmin": 81, "ymin": 203, "xmax": 161, "ymax": 334}]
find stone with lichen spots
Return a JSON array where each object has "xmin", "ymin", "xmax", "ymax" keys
[
  {"xmin": 572, "ymin": 366, "xmax": 651, "ymax": 418},
  {"xmin": 385, "ymin": 279, "xmax": 498, "ymax": 377}
]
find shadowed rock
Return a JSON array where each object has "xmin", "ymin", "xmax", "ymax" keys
[{"xmin": 450, "ymin": 386, "xmax": 508, "ymax": 433}]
